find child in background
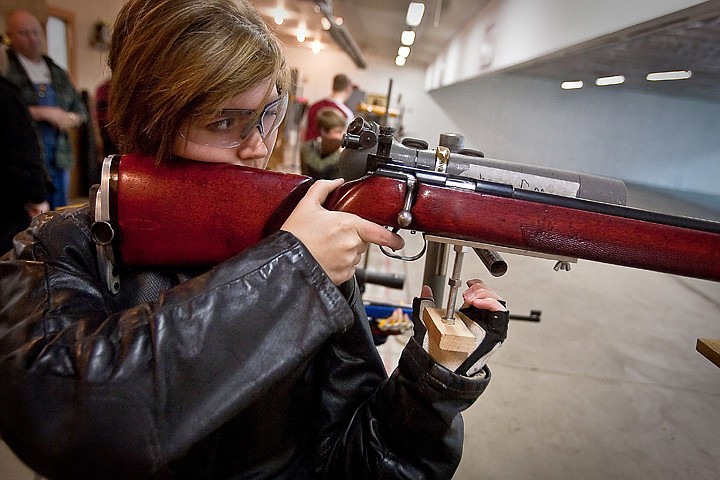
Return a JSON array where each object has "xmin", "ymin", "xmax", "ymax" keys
[{"xmin": 300, "ymin": 107, "xmax": 346, "ymax": 180}]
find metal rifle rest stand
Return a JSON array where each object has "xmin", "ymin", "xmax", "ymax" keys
[
  {"xmin": 356, "ymin": 123, "xmax": 542, "ymax": 347},
  {"xmin": 358, "ymin": 246, "xmax": 541, "ymax": 349},
  {"xmin": 362, "ymin": 79, "xmax": 540, "ymax": 337},
  {"xmin": 418, "ymin": 132, "xmax": 543, "ymax": 327}
]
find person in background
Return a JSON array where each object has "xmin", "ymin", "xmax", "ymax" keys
[
  {"xmin": 95, "ymin": 77, "xmax": 119, "ymax": 158},
  {"xmin": 4, "ymin": 8, "xmax": 87, "ymax": 209},
  {"xmin": 0, "ymin": 1, "xmax": 508, "ymax": 478},
  {"xmin": 304, "ymin": 72, "xmax": 354, "ymax": 141},
  {"xmin": 300, "ymin": 107, "xmax": 346, "ymax": 180},
  {"xmin": 0, "ymin": 45, "xmax": 53, "ymax": 253}
]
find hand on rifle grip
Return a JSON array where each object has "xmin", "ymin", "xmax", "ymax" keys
[{"xmin": 280, "ymin": 179, "xmax": 404, "ymax": 286}]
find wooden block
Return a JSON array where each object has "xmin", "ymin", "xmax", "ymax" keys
[
  {"xmin": 696, "ymin": 338, "xmax": 720, "ymax": 369},
  {"xmin": 422, "ymin": 307, "xmax": 476, "ymax": 353}
]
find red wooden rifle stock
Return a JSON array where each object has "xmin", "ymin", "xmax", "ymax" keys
[
  {"xmin": 95, "ymin": 153, "xmax": 720, "ymax": 283},
  {"xmin": 100, "ymin": 153, "xmax": 312, "ymax": 266}
]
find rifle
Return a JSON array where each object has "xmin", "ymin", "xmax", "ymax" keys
[
  {"xmin": 91, "ymin": 119, "xmax": 720, "ymax": 355},
  {"xmin": 91, "ymin": 121, "xmax": 719, "ymax": 274}
]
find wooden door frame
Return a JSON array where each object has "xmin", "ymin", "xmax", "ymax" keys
[{"xmin": 46, "ymin": 6, "xmax": 76, "ymax": 82}]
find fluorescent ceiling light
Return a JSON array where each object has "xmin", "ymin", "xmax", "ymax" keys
[
  {"xmin": 401, "ymin": 30, "xmax": 416, "ymax": 46},
  {"xmin": 395, "ymin": 55, "xmax": 407, "ymax": 67},
  {"xmin": 561, "ymin": 81, "xmax": 584, "ymax": 90},
  {"xmin": 296, "ymin": 22, "xmax": 307, "ymax": 43},
  {"xmin": 271, "ymin": 5, "xmax": 287, "ymax": 25},
  {"xmin": 595, "ymin": 75, "xmax": 625, "ymax": 86},
  {"xmin": 646, "ymin": 70, "xmax": 692, "ymax": 81},
  {"xmin": 398, "ymin": 46, "xmax": 411, "ymax": 58},
  {"xmin": 406, "ymin": 2, "xmax": 425, "ymax": 27}
]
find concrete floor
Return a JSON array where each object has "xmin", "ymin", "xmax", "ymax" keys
[{"xmin": 1, "ymin": 180, "xmax": 718, "ymax": 479}]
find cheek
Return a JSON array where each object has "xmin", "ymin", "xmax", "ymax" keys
[
  {"xmin": 257, "ymin": 131, "xmax": 280, "ymax": 168},
  {"xmin": 171, "ymin": 135, "xmax": 189, "ymax": 158},
  {"xmin": 172, "ymin": 137, "xmax": 236, "ymax": 164}
]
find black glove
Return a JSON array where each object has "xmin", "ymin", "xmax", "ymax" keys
[{"xmin": 454, "ymin": 302, "xmax": 509, "ymax": 376}]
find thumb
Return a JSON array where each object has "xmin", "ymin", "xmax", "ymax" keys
[{"xmin": 301, "ymin": 178, "xmax": 344, "ymax": 206}]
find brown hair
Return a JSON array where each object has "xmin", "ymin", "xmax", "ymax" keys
[
  {"xmin": 316, "ymin": 108, "xmax": 346, "ymax": 132},
  {"xmin": 332, "ymin": 74, "xmax": 351, "ymax": 93},
  {"xmin": 108, "ymin": 0, "xmax": 290, "ymax": 162}
]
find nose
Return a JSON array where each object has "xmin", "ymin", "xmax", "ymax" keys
[{"xmin": 234, "ymin": 127, "xmax": 270, "ymax": 169}]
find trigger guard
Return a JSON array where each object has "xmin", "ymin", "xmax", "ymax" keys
[{"xmin": 380, "ymin": 230, "xmax": 427, "ymax": 261}]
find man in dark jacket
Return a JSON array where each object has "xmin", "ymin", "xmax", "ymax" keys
[
  {"xmin": 0, "ymin": 65, "xmax": 53, "ymax": 252},
  {"xmin": 4, "ymin": 8, "xmax": 87, "ymax": 209}
]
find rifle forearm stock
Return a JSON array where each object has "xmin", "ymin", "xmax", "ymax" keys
[{"xmin": 323, "ymin": 172, "xmax": 720, "ymax": 282}]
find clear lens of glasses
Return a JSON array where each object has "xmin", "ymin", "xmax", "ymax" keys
[{"xmin": 182, "ymin": 93, "xmax": 289, "ymax": 148}]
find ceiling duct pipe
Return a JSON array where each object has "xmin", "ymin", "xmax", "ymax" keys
[{"xmin": 314, "ymin": 0, "xmax": 367, "ymax": 69}]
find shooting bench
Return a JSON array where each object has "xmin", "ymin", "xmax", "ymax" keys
[{"xmin": 696, "ymin": 338, "xmax": 720, "ymax": 369}]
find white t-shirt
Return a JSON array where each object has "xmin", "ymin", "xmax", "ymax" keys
[{"xmin": 16, "ymin": 52, "xmax": 51, "ymax": 84}]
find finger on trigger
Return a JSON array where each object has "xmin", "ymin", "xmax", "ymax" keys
[{"xmin": 358, "ymin": 220, "xmax": 404, "ymax": 250}]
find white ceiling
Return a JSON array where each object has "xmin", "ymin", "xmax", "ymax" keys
[{"xmin": 252, "ymin": 0, "xmax": 489, "ymax": 66}]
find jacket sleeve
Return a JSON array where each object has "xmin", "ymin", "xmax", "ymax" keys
[
  {"xmin": 313, "ymin": 280, "xmax": 491, "ymax": 480},
  {"xmin": 0, "ymin": 208, "xmax": 353, "ymax": 479}
]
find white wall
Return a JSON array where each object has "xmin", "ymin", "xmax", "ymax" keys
[
  {"xmin": 427, "ymin": 0, "xmax": 709, "ymax": 89},
  {"xmin": 422, "ymin": 0, "xmax": 719, "ymax": 199},
  {"xmin": 429, "ymin": 72, "xmax": 720, "ymax": 197}
]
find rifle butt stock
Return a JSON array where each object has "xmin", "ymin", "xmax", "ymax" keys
[{"xmin": 109, "ymin": 154, "xmax": 313, "ymax": 266}]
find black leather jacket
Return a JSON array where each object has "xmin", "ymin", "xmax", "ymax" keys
[{"xmin": 0, "ymin": 205, "xmax": 490, "ymax": 479}]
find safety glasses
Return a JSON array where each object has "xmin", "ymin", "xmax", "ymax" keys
[{"xmin": 180, "ymin": 93, "xmax": 288, "ymax": 148}]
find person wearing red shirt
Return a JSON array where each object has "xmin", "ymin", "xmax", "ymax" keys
[{"xmin": 304, "ymin": 73, "xmax": 354, "ymax": 141}]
